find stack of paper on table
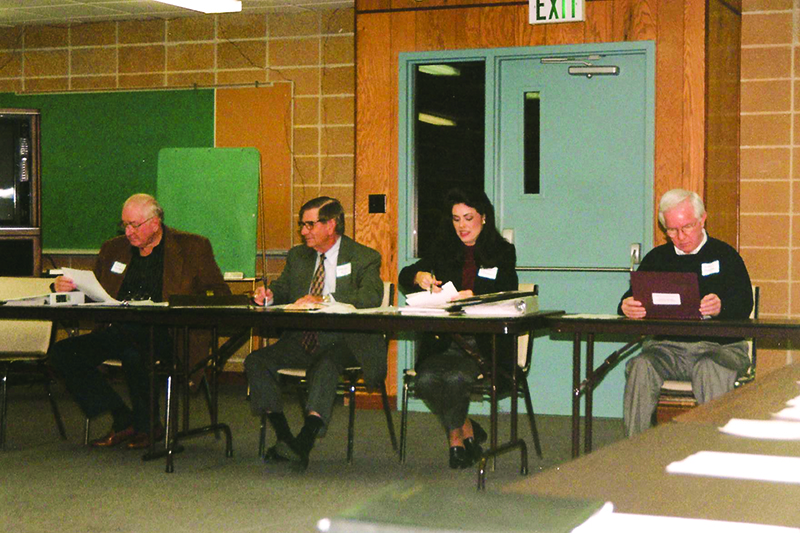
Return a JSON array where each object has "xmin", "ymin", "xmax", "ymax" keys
[
  {"xmin": 399, "ymin": 281, "xmax": 459, "ymax": 314},
  {"xmin": 573, "ymin": 511, "xmax": 800, "ymax": 532},
  {"xmin": 666, "ymin": 451, "xmax": 800, "ymax": 484}
]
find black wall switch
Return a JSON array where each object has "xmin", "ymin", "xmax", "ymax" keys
[{"xmin": 368, "ymin": 194, "xmax": 386, "ymax": 214}]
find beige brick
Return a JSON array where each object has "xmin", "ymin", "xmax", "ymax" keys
[
  {"xmin": 119, "ymin": 73, "xmax": 165, "ymax": 89},
  {"xmin": 219, "ymin": 12, "xmax": 268, "ymax": 39},
  {"xmin": 167, "ymin": 43, "xmax": 214, "ymax": 72},
  {"xmin": 217, "ymin": 41, "xmax": 266, "ymax": 69},
  {"xmin": 741, "ymin": 148, "xmax": 789, "ymax": 180},
  {"xmin": 25, "ymin": 25, "xmax": 69, "ymax": 49},
  {"xmin": 119, "ymin": 19, "xmax": 166, "ymax": 44},
  {"xmin": 741, "ymin": 180, "xmax": 789, "ymax": 212},
  {"xmin": 742, "ymin": 80, "xmax": 790, "ymax": 113},
  {"xmin": 72, "ymin": 48, "xmax": 116, "ymax": 75},
  {"xmin": 740, "ymin": 214, "xmax": 789, "ymax": 247},
  {"xmin": 71, "ymin": 76, "xmax": 117, "ymax": 91},
  {"xmin": 742, "ymin": 13, "xmax": 792, "ymax": 45},
  {"xmin": 0, "ymin": 28, "xmax": 23, "ymax": 50},
  {"xmin": 751, "ymin": 280, "xmax": 788, "ymax": 315},
  {"xmin": 742, "ymin": 0, "xmax": 792, "ymax": 12},
  {"xmin": 0, "ymin": 51, "xmax": 22, "ymax": 77},
  {"xmin": 321, "ymin": 156, "xmax": 354, "ymax": 184},
  {"xmin": 294, "ymin": 127, "xmax": 320, "ymax": 155},
  {"xmin": 321, "ymin": 125, "xmax": 354, "ymax": 153},
  {"xmin": 741, "ymin": 114, "xmax": 790, "ymax": 146},
  {"xmin": 323, "ymin": 35, "xmax": 354, "ymax": 65},
  {"xmin": 321, "ymin": 66, "xmax": 354, "ymax": 94},
  {"xmin": 24, "ymin": 50, "xmax": 68, "ymax": 77},
  {"xmin": 25, "ymin": 77, "xmax": 68, "ymax": 92},
  {"xmin": 215, "ymin": 69, "xmax": 268, "ymax": 85},
  {"xmin": 167, "ymin": 71, "xmax": 215, "ymax": 87},
  {"xmin": 270, "ymin": 11, "xmax": 320, "ymax": 38},
  {"xmin": 741, "ymin": 47, "xmax": 790, "ymax": 80},
  {"xmin": 270, "ymin": 38, "xmax": 319, "ymax": 67},
  {"xmin": 293, "ymin": 156, "xmax": 320, "ymax": 183},
  {"xmin": 167, "ymin": 17, "xmax": 215, "ymax": 42},
  {"xmin": 119, "ymin": 45, "xmax": 165, "ymax": 74},
  {"xmin": 740, "ymin": 247, "xmax": 789, "ymax": 281},
  {"xmin": 294, "ymin": 97, "xmax": 319, "ymax": 126},
  {"xmin": 321, "ymin": 7, "xmax": 354, "ymax": 35},
  {"xmin": 0, "ymin": 79, "xmax": 21, "ymax": 92},
  {"xmin": 321, "ymin": 96, "xmax": 354, "ymax": 125},
  {"xmin": 71, "ymin": 22, "xmax": 117, "ymax": 47}
]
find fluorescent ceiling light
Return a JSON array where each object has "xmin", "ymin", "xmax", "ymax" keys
[
  {"xmin": 418, "ymin": 113, "xmax": 456, "ymax": 127},
  {"xmin": 152, "ymin": 0, "xmax": 242, "ymax": 14},
  {"xmin": 418, "ymin": 64, "xmax": 460, "ymax": 76}
]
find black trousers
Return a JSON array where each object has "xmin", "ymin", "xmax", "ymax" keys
[
  {"xmin": 49, "ymin": 323, "xmax": 172, "ymax": 432},
  {"xmin": 415, "ymin": 338, "xmax": 481, "ymax": 432}
]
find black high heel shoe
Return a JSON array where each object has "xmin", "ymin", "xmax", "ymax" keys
[
  {"xmin": 449, "ymin": 446, "xmax": 470, "ymax": 469},
  {"xmin": 463, "ymin": 419, "xmax": 488, "ymax": 463}
]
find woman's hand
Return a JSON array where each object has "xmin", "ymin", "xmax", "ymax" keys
[
  {"xmin": 414, "ymin": 271, "xmax": 442, "ymax": 292},
  {"xmin": 53, "ymin": 275, "xmax": 76, "ymax": 293},
  {"xmin": 253, "ymin": 286, "xmax": 273, "ymax": 306}
]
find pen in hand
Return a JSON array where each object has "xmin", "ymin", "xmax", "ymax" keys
[{"xmin": 429, "ymin": 272, "xmax": 436, "ymax": 293}]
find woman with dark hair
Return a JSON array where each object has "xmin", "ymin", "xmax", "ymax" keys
[{"xmin": 399, "ymin": 188, "xmax": 518, "ymax": 469}]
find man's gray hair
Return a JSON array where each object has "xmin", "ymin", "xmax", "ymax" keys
[
  {"xmin": 123, "ymin": 193, "xmax": 164, "ymax": 222},
  {"xmin": 658, "ymin": 189, "xmax": 705, "ymax": 227}
]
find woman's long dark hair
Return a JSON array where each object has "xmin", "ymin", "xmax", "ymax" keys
[{"xmin": 435, "ymin": 188, "xmax": 509, "ymax": 268}]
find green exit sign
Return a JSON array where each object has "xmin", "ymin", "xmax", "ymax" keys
[{"xmin": 529, "ymin": 0, "xmax": 584, "ymax": 24}]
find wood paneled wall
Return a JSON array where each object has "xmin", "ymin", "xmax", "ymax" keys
[{"xmin": 354, "ymin": 0, "xmax": 742, "ymax": 280}]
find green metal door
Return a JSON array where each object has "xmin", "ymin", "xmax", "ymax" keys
[{"xmin": 496, "ymin": 43, "xmax": 654, "ymax": 416}]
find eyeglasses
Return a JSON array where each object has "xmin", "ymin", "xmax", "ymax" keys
[
  {"xmin": 297, "ymin": 219, "xmax": 326, "ymax": 231},
  {"xmin": 665, "ymin": 220, "xmax": 699, "ymax": 237},
  {"xmin": 119, "ymin": 216, "xmax": 155, "ymax": 232}
]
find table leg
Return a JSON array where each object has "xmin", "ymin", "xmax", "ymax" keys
[
  {"xmin": 572, "ymin": 332, "xmax": 582, "ymax": 458},
  {"xmin": 585, "ymin": 333, "xmax": 594, "ymax": 455}
]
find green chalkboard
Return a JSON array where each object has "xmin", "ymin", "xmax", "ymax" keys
[
  {"xmin": 0, "ymin": 90, "xmax": 215, "ymax": 250},
  {"xmin": 157, "ymin": 147, "xmax": 260, "ymax": 278}
]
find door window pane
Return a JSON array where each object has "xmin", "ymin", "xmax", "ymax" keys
[
  {"xmin": 414, "ymin": 61, "xmax": 485, "ymax": 258},
  {"xmin": 524, "ymin": 91, "xmax": 540, "ymax": 195}
]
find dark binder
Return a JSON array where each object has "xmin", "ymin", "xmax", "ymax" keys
[
  {"xmin": 630, "ymin": 270, "xmax": 702, "ymax": 320},
  {"xmin": 317, "ymin": 483, "xmax": 610, "ymax": 533}
]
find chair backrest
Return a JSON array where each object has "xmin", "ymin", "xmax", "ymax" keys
[
  {"xmin": 739, "ymin": 285, "xmax": 760, "ymax": 384},
  {"xmin": 0, "ymin": 277, "xmax": 54, "ymax": 355},
  {"xmin": 382, "ymin": 281, "xmax": 394, "ymax": 307},
  {"xmin": 517, "ymin": 283, "xmax": 536, "ymax": 369}
]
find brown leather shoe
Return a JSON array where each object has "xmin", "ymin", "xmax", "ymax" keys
[
  {"xmin": 91, "ymin": 426, "xmax": 135, "ymax": 447},
  {"xmin": 126, "ymin": 425, "xmax": 165, "ymax": 450}
]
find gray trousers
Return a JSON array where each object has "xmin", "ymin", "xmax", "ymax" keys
[
  {"xmin": 244, "ymin": 334, "xmax": 358, "ymax": 428},
  {"xmin": 623, "ymin": 339, "xmax": 750, "ymax": 437}
]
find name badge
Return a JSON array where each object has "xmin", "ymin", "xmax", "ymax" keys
[
  {"xmin": 701, "ymin": 260, "xmax": 720, "ymax": 277},
  {"xmin": 478, "ymin": 267, "xmax": 498, "ymax": 280},
  {"xmin": 336, "ymin": 263, "xmax": 352, "ymax": 277},
  {"xmin": 111, "ymin": 261, "xmax": 126, "ymax": 274}
]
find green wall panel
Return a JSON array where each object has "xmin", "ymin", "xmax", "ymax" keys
[
  {"xmin": 157, "ymin": 147, "xmax": 260, "ymax": 278},
  {"xmin": 0, "ymin": 89, "xmax": 215, "ymax": 250}
]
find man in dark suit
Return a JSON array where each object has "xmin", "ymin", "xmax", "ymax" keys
[
  {"xmin": 245, "ymin": 196, "xmax": 385, "ymax": 469},
  {"xmin": 49, "ymin": 193, "xmax": 230, "ymax": 449}
]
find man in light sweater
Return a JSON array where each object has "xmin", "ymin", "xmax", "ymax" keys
[{"xmin": 618, "ymin": 189, "xmax": 753, "ymax": 436}]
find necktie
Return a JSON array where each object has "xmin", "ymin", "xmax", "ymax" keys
[{"xmin": 302, "ymin": 253, "xmax": 325, "ymax": 353}]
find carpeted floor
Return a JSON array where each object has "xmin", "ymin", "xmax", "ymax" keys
[{"xmin": 0, "ymin": 376, "xmax": 624, "ymax": 533}]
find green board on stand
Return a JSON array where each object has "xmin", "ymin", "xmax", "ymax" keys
[{"xmin": 157, "ymin": 147, "xmax": 260, "ymax": 278}]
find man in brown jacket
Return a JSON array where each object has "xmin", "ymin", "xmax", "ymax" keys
[{"xmin": 49, "ymin": 193, "xmax": 229, "ymax": 449}]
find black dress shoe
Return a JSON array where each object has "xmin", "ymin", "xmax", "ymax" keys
[
  {"xmin": 470, "ymin": 419, "xmax": 488, "ymax": 445},
  {"xmin": 449, "ymin": 446, "xmax": 472, "ymax": 469},
  {"xmin": 263, "ymin": 440, "xmax": 293, "ymax": 463},
  {"xmin": 287, "ymin": 437, "xmax": 312, "ymax": 471}
]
